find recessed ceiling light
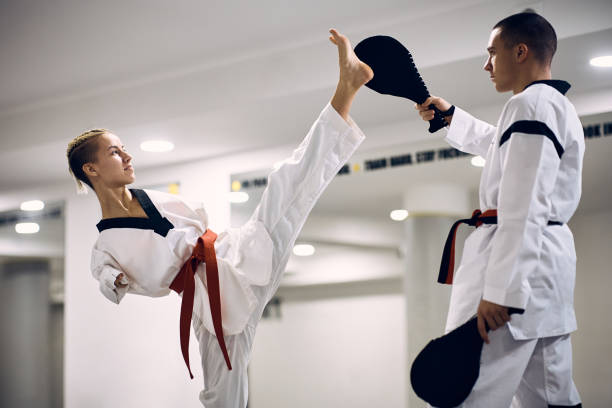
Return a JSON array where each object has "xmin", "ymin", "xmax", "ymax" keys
[
  {"xmin": 229, "ymin": 191, "xmax": 249, "ymax": 203},
  {"xmin": 140, "ymin": 140, "xmax": 174, "ymax": 152},
  {"xmin": 15, "ymin": 222, "xmax": 40, "ymax": 234},
  {"xmin": 390, "ymin": 209, "xmax": 409, "ymax": 221},
  {"xmin": 293, "ymin": 244, "xmax": 315, "ymax": 256},
  {"xmin": 471, "ymin": 156, "xmax": 486, "ymax": 167},
  {"xmin": 20, "ymin": 200, "xmax": 45, "ymax": 211},
  {"xmin": 590, "ymin": 55, "xmax": 612, "ymax": 68}
]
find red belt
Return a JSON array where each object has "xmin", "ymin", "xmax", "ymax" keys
[
  {"xmin": 438, "ymin": 209, "xmax": 498, "ymax": 285},
  {"xmin": 169, "ymin": 229, "xmax": 232, "ymax": 379}
]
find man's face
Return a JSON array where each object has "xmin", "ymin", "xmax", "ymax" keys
[{"xmin": 483, "ymin": 28, "xmax": 516, "ymax": 93}]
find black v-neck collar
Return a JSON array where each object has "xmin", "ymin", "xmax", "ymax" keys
[
  {"xmin": 96, "ymin": 189, "xmax": 174, "ymax": 237},
  {"xmin": 524, "ymin": 79, "xmax": 571, "ymax": 95}
]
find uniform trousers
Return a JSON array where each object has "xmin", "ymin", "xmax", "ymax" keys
[{"xmin": 431, "ymin": 324, "xmax": 582, "ymax": 408}]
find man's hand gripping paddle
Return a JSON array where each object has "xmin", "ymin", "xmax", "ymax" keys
[
  {"xmin": 409, "ymin": 308, "xmax": 524, "ymax": 407},
  {"xmin": 354, "ymin": 35, "xmax": 447, "ymax": 133}
]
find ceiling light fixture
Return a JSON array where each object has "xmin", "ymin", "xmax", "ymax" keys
[
  {"xmin": 293, "ymin": 244, "xmax": 315, "ymax": 256},
  {"xmin": 390, "ymin": 209, "xmax": 409, "ymax": 221},
  {"xmin": 229, "ymin": 191, "xmax": 249, "ymax": 203},
  {"xmin": 471, "ymin": 156, "xmax": 486, "ymax": 167},
  {"xmin": 140, "ymin": 140, "xmax": 175, "ymax": 152},
  {"xmin": 590, "ymin": 55, "xmax": 612, "ymax": 68},
  {"xmin": 20, "ymin": 200, "xmax": 45, "ymax": 211},
  {"xmin": 15, "ymin": 222, "xmax": 40, "ymax": 234}
]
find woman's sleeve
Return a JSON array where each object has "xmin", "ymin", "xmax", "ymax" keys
[{"xmin": 91, "ymin": 247, "xmax": 130, "ymax": 304}]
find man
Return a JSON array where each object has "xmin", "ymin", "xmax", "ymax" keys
[{"xmin": 417, "ymin": 12, "xmax": 583, "ymax": 407}]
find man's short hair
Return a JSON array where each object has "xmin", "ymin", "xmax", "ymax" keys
[{"xmin": 493, "ymin": 11, "xmax": 557, "ymax": 66}]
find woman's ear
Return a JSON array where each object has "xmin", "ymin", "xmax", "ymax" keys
[{"xmin": 82, "ymin": 163, "xmax": 97, "ymax": 178}]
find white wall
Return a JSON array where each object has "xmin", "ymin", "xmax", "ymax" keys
[
  {"xmin": 570, "ymin": 209, "xmax": 612, "ymax": 407},
  {"xmin": 249, "ymin": 290, "xmax": 406, "ymax": 408}
]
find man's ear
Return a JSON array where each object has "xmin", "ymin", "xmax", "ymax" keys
[{"xmin": 516, "ymin": 43, "xmax": 529, "ymax": 63}]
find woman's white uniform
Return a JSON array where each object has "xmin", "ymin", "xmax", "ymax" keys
[
  {"xmin": 90, "ymin": 103, "xmax": 365, "ymax": 408},
  {"xmin": 439, "ymin": 80, "xmax": 584, "ymax": 407}
]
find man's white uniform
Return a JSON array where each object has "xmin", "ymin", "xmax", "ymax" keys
[
  {"xmin": 90, "ymin": 103, "xmax": 365, "ymax": 408},
  {"xmin": 440, "ymin": 80, "xmax": 584, "ymax": 407}
]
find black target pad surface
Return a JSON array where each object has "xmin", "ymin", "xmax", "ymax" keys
[{"xmin": 354, "ymin": 35, "xmax": 447, "ymax": 133}]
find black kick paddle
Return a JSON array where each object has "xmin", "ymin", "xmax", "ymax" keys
[
  {"xmin": 354, "ymin": 35, "xmax": 447, "ymax": 133},
  {"xmin": 410, "ymin": 307, "xmax": 524, "ymax": 407}
]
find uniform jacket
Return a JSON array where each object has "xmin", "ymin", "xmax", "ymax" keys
[
  {"xmin": 444, "ymin": 80, "xmax": 584, "ymax": 339},
  {"xmin": 90, "ymin": 103, "xmax": 366, "ymax": 338}
]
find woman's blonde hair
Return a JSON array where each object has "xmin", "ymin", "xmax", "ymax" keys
[{"xmin": 67, "ymin": 129, "xmax": 110, "ymax": 194}]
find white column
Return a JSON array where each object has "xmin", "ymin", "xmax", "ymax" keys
[
  {"xmin": 0, "ymin": 260, "xmax": 51, "ymax": 408},
  {"xmin": 401, "ymin": 184, "xmax": 474, "ymax": 407}
]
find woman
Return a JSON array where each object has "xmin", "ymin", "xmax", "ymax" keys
[{"xmin": 66, "ymin": 29, "xmax": 372, "ymax": 408}]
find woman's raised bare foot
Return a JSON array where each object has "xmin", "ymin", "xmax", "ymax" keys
[
  {"xmin": 329, "ymin": 28, "xmax": 373, "ymax": 120},
  {"xmin": 330, "ymin": 29, "xmax": 373, "ymax": 90}
]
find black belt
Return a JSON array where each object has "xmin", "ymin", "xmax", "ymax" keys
[{"xmin": 438, "ymin": 209, "xmax": 563, "ymax": 285}]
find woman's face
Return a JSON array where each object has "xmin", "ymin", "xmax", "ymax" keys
[{"xmin": 86, "ymin": 133, "xmax": 135, "ymax": 189}]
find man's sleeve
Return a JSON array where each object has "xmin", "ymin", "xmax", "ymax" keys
[
  {"xmin": 483, "ymin": 98, "xmax": 563, "ymax": 309},
  {"xmin": 444, "ymin": 106, "xmax": 497, "ymax": 157}
]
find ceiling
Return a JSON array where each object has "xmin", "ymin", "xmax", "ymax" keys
[
  {"xmin": 0, "ymin": 0, "xmax": 610, "ymax": 224},
  {"xmin": 1, "ymin": 0, "xmax": 611, "ymax": 192}
]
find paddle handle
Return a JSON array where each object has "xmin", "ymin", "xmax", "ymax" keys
[
  {"xmin": 483, "ymin": 307, "xmax": 525, "ymax": 332},
  {"xmin": 427, "ymin": 104, "xmax": 448, "ymax": 133},
  {"xmin": 508, "ymin": 307, "xmax": 524, "ymax": 315}
]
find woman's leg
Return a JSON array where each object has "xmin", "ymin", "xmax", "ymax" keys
[
  {"xmin": 195, "ymin": 30, "xmax": 372, "ymax": 408},
  {"xmin": 247, "ymin": 29, "xmax": 372, "ymax": 306},
  {"xmin": 195, "ymin": 317, "xmax": 256, "ymax": 408}
]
